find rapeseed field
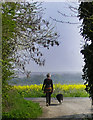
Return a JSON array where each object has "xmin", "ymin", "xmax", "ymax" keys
[{"xmin": 13, "ymin": 84, "xmax": 89, "ymax": 97}]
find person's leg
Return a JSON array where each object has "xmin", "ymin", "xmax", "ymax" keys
[
  {"xmin": 46, "ymin": 93, "xmax": 49, "ymax": 106},
  {"xmin": 49, "ymin": 93, "xmax": 51, "ymax": 105}
]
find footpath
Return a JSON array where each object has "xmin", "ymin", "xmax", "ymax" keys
[{"xmin": 25, "ymin": 97, "xmax": 93, "ymax": 119}]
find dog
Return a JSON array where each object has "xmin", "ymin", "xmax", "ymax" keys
[{"xmin": 56, "ymin": 94, "xmax": 63, "ymax": 104}]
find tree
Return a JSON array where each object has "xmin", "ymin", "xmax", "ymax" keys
[
  {"xmin": 2, "ymin": 2, "xmax": 59, "ymax": 76},
  {"xmin": 2, "ymin": 2, "xmax": 17, "ymax": 85},
  {"xmin": 78, "ymin": 2, "xmax": 93, "ymax": 105},
  {"xmin": 2, "ymin": 3, "xmax": 18, "ymax": 109},
  {"xmin": 2, "ymin": 2, "xmax": 59, "ymax": 79},
  {"xmin": 2, "ymin": 2, "xmax": 60, "ymax": 112}
]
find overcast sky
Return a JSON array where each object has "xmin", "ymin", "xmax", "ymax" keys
[{"xmin": 26, "ymin": 2, "xmax": 84, "ymax": 73}]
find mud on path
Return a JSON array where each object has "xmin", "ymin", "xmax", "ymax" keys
[{"xmin": 25, "ymin": 97, "xmax": 93, "ymax": 119}]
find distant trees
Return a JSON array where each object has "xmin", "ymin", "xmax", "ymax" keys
[
  {"xmin": 78, "ymin": 2, "xmax": 93, "ymax": 104},
  {"xmin": 2, "ymin": 2, "xmax": 59, "ymax": 83}
]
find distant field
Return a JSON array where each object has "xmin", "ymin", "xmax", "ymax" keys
[
  {"xmin": 13, "ymin": 84, "xmax": 89, "ymax": 97},
  {"xmin": 8, "ymin": 72, "xmax": 84, "ymax": 85}
]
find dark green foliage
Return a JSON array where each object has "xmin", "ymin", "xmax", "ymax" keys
[
  {"xmin": 78, "ymin": 2, "xmax": 93, "ymax": 42},
  {"xmin": 78, "ymin": 2, "xmax": 93, "ymax": 103},
  {"xmin": 2, "ymin": 3, "xmax": 17, "ymax": 102},
  {"xmin": 2, "ymin": 2, "xmax": 16, "ymax": 84}
]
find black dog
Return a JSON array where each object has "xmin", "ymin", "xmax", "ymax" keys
[{"xmin": 56, "ymin": 94, "xmax": 63, "ymax": 104}]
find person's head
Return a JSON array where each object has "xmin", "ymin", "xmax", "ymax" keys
[{"xmin": 46, "ymin": 73, "xmax": 51, "ymax": 78}]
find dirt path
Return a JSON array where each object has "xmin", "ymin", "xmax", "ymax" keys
[{"xmin": 24, "ymin": 97, "xmax": 93, "ymax": 119}]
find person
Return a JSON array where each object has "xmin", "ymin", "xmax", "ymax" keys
[{"xmin": 42, "ymin": 73, "xmax": 53, "ymax": 106}]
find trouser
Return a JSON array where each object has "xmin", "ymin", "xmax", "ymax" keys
[{"xmin": 46, "ymin": 92, "xmax": 51, "ymax": 105}]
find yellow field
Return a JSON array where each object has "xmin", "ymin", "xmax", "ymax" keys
[{"xmin": 13, "ymin": 84, "xmax": 86, "ymax": 91}]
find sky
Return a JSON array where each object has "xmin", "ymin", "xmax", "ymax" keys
[{"xmin": 26, "ymin": 2, "xmax": 84, "ymax": 73}]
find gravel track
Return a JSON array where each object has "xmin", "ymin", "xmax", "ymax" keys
[{"xmin": 25, "ymin": 97, "xmax": 93, "ymax": 119}]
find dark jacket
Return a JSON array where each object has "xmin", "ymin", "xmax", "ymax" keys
[{"xmin": 42, "ymin": 78, "xmax": 53, "ymax": 93}]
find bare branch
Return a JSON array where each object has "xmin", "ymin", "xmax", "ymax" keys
[
  {"xmin": 8, "ymin": 2, "xmax": 60, "ymax": 74},
  {"xmin": 58, "ymin": 11, "xmax": 77, "ymax": 18},
  {"xmin": 50, "ymin": 2, "xmax": 80, "ymax": 25},
  {"xmin": 50, "ymin": 17, "xmax": 80, "ymax": 24}
]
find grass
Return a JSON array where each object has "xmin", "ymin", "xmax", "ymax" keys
[
  {"xmin": 13, "ymin": 84, "xmax": 89, "ymax": 98},
  {"xmin": 2, "ymin": 89, "xmax": 42, "ymax": 119}
]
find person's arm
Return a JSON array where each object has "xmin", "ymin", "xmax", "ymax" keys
[
  {"xmin": 42, "ymin": 79, "xmax": 45, "ymax": 90},
  {"xmin": 51, "ymin": 80, "xmax": 53, "ymax": 91}
]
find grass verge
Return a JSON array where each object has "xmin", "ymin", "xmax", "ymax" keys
[{"xmin": 2, "ymin": 89, "xmax": 42, "ymax": 119}]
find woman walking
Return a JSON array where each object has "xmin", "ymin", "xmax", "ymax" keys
[{"xmin": 42, "ymin": 73, "xmax": 53, "ymax": 106}]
